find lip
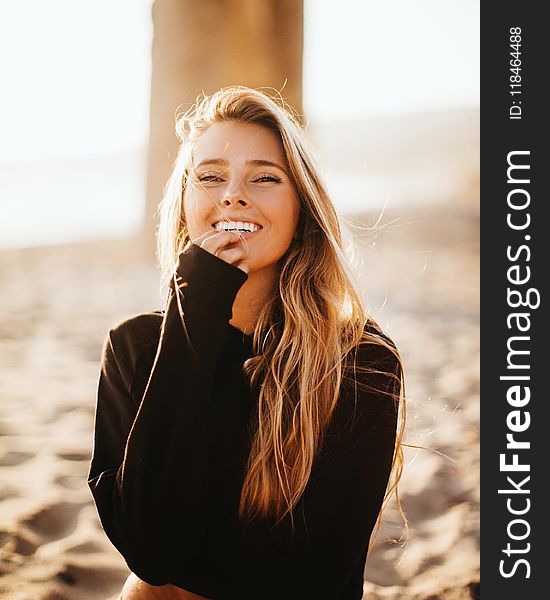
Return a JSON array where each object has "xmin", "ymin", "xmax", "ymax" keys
[{"xmin": 231, "ymin": 229, "xmax": 261, "ymax": 239}]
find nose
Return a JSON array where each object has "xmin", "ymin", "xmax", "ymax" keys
[{"xmin": 220, "ymin": 191, "xmax": 249, "ymax": 207}]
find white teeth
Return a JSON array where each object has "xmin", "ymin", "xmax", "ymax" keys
[{"xmin": 214, "ymin": 220, "xmax": 260, "ymax": 232}]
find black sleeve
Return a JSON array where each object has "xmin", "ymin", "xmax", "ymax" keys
[
  {"xmin": 237, "ymin": 342, "xmax": 402, "ymax": 600},
  {"xmin": 87, "ymin": 243, "xmax": 248, "ymax": 585}
]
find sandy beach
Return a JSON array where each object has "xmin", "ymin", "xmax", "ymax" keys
[{"xmin": 0, "ymin": 201, "xmax": 479, "ymax": 599}]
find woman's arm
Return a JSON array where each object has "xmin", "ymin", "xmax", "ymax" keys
[
  {"xmin": 236, "ymin": 342, "xmax": 402, "ymax": 600},
  {"xmin": 87, "ymin": 243, "xmax": 248, "ymax": 586}
]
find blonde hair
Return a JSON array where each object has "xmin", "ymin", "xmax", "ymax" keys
[{"xmin": 156, "ymin": 86, "xmax": 406, "ymax": 539}]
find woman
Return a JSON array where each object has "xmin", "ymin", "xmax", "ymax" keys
[{"xmin": 88, "ymin": 86, "xmax": 405, "ymax": 600}]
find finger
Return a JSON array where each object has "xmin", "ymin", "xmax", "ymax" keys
[
  {"xmin": 200, "ymin": 231, "xmax": 248, "ymax": 258},
  {"xmin": 216, "ymin": 246, "xmax": 248, "ymax": 266}
]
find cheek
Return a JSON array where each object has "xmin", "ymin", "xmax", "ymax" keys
[
  {"xmin": 265, "ymin": 192, "xmax": 299, "ymax": 230},
  {"xmin": 183, "ymin": 191, "xmax": 208, "ymax": 226}
]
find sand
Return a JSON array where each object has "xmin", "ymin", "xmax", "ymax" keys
[{"xmin": 0, "ymin": 202, "xmax": 479, "ymax": 599}]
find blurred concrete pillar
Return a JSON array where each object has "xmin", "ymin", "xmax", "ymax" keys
[{"xmin": 142, "ymin": 0, "xmax": 304, "ymax": 261}]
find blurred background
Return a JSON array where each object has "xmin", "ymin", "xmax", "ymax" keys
[{"xmin": 0, "ymin": 1, "xmax": 479, "ymax": 598}]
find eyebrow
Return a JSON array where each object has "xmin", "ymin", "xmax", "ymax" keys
[{"xmin": 194, "ymin": 158, "xmax": 287, "ymax": 173}]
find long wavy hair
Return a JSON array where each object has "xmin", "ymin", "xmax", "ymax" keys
[{"xmin": 156, "ymin": 86, "xmax": 406, "ymax": 539}]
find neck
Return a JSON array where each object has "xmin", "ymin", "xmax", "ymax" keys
[{"xmin": 229, "ymin": 264, "xmax": 276, "ymax": 334}]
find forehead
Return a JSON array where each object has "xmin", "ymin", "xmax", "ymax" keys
[{"xmin": 192, "ymin": 121, "xmax": 284, "ymax": 164}]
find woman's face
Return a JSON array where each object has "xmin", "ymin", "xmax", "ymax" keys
[{"xmin": 183, "ymin": 121, "xmax": 300, "ymax": 275}]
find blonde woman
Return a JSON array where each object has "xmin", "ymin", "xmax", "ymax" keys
[{"xmin": 88, "ymin": 86, "xmax": 405, "ymax": 600}]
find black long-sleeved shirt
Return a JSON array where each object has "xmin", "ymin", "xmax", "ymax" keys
[{"xmin": 87, "ymin": 243, "xmax": 401, "ymax": 600}]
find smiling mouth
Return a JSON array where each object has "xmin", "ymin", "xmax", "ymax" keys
[{"xmin": 212, "ymin": 221, "xmax": 263, "ymax": 233}]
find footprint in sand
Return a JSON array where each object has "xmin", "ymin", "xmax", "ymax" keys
[
  {"xmin": 55, "ymin": 450, "xmax": 90, "ymax": 462},
  {"xmin": 0, "ymin": 450, "xmax": 34, "ymax": 466},
  {"xmin": 21, "ymin": 501, "xmax": 84, "ymax": 541},
  {"xmin": 53, "ymin": 474, "xmax": 85, "ymax": 490},
  {"xmin": 0, "ymin": 529, "xmax": 38, "ymax": 556}
]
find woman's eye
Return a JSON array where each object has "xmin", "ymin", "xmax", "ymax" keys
[
  {"xmin": 198, "ymin": 174, "xmax": 223, "ymax": 182},
  {"xmin": 253, "ymin": 174, "xmax": 281, "ymax": 183}
]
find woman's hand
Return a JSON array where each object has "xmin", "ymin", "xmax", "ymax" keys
[{"xmin": 187, "ymin": 230, "xmax": 250, "ymax": 274}]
